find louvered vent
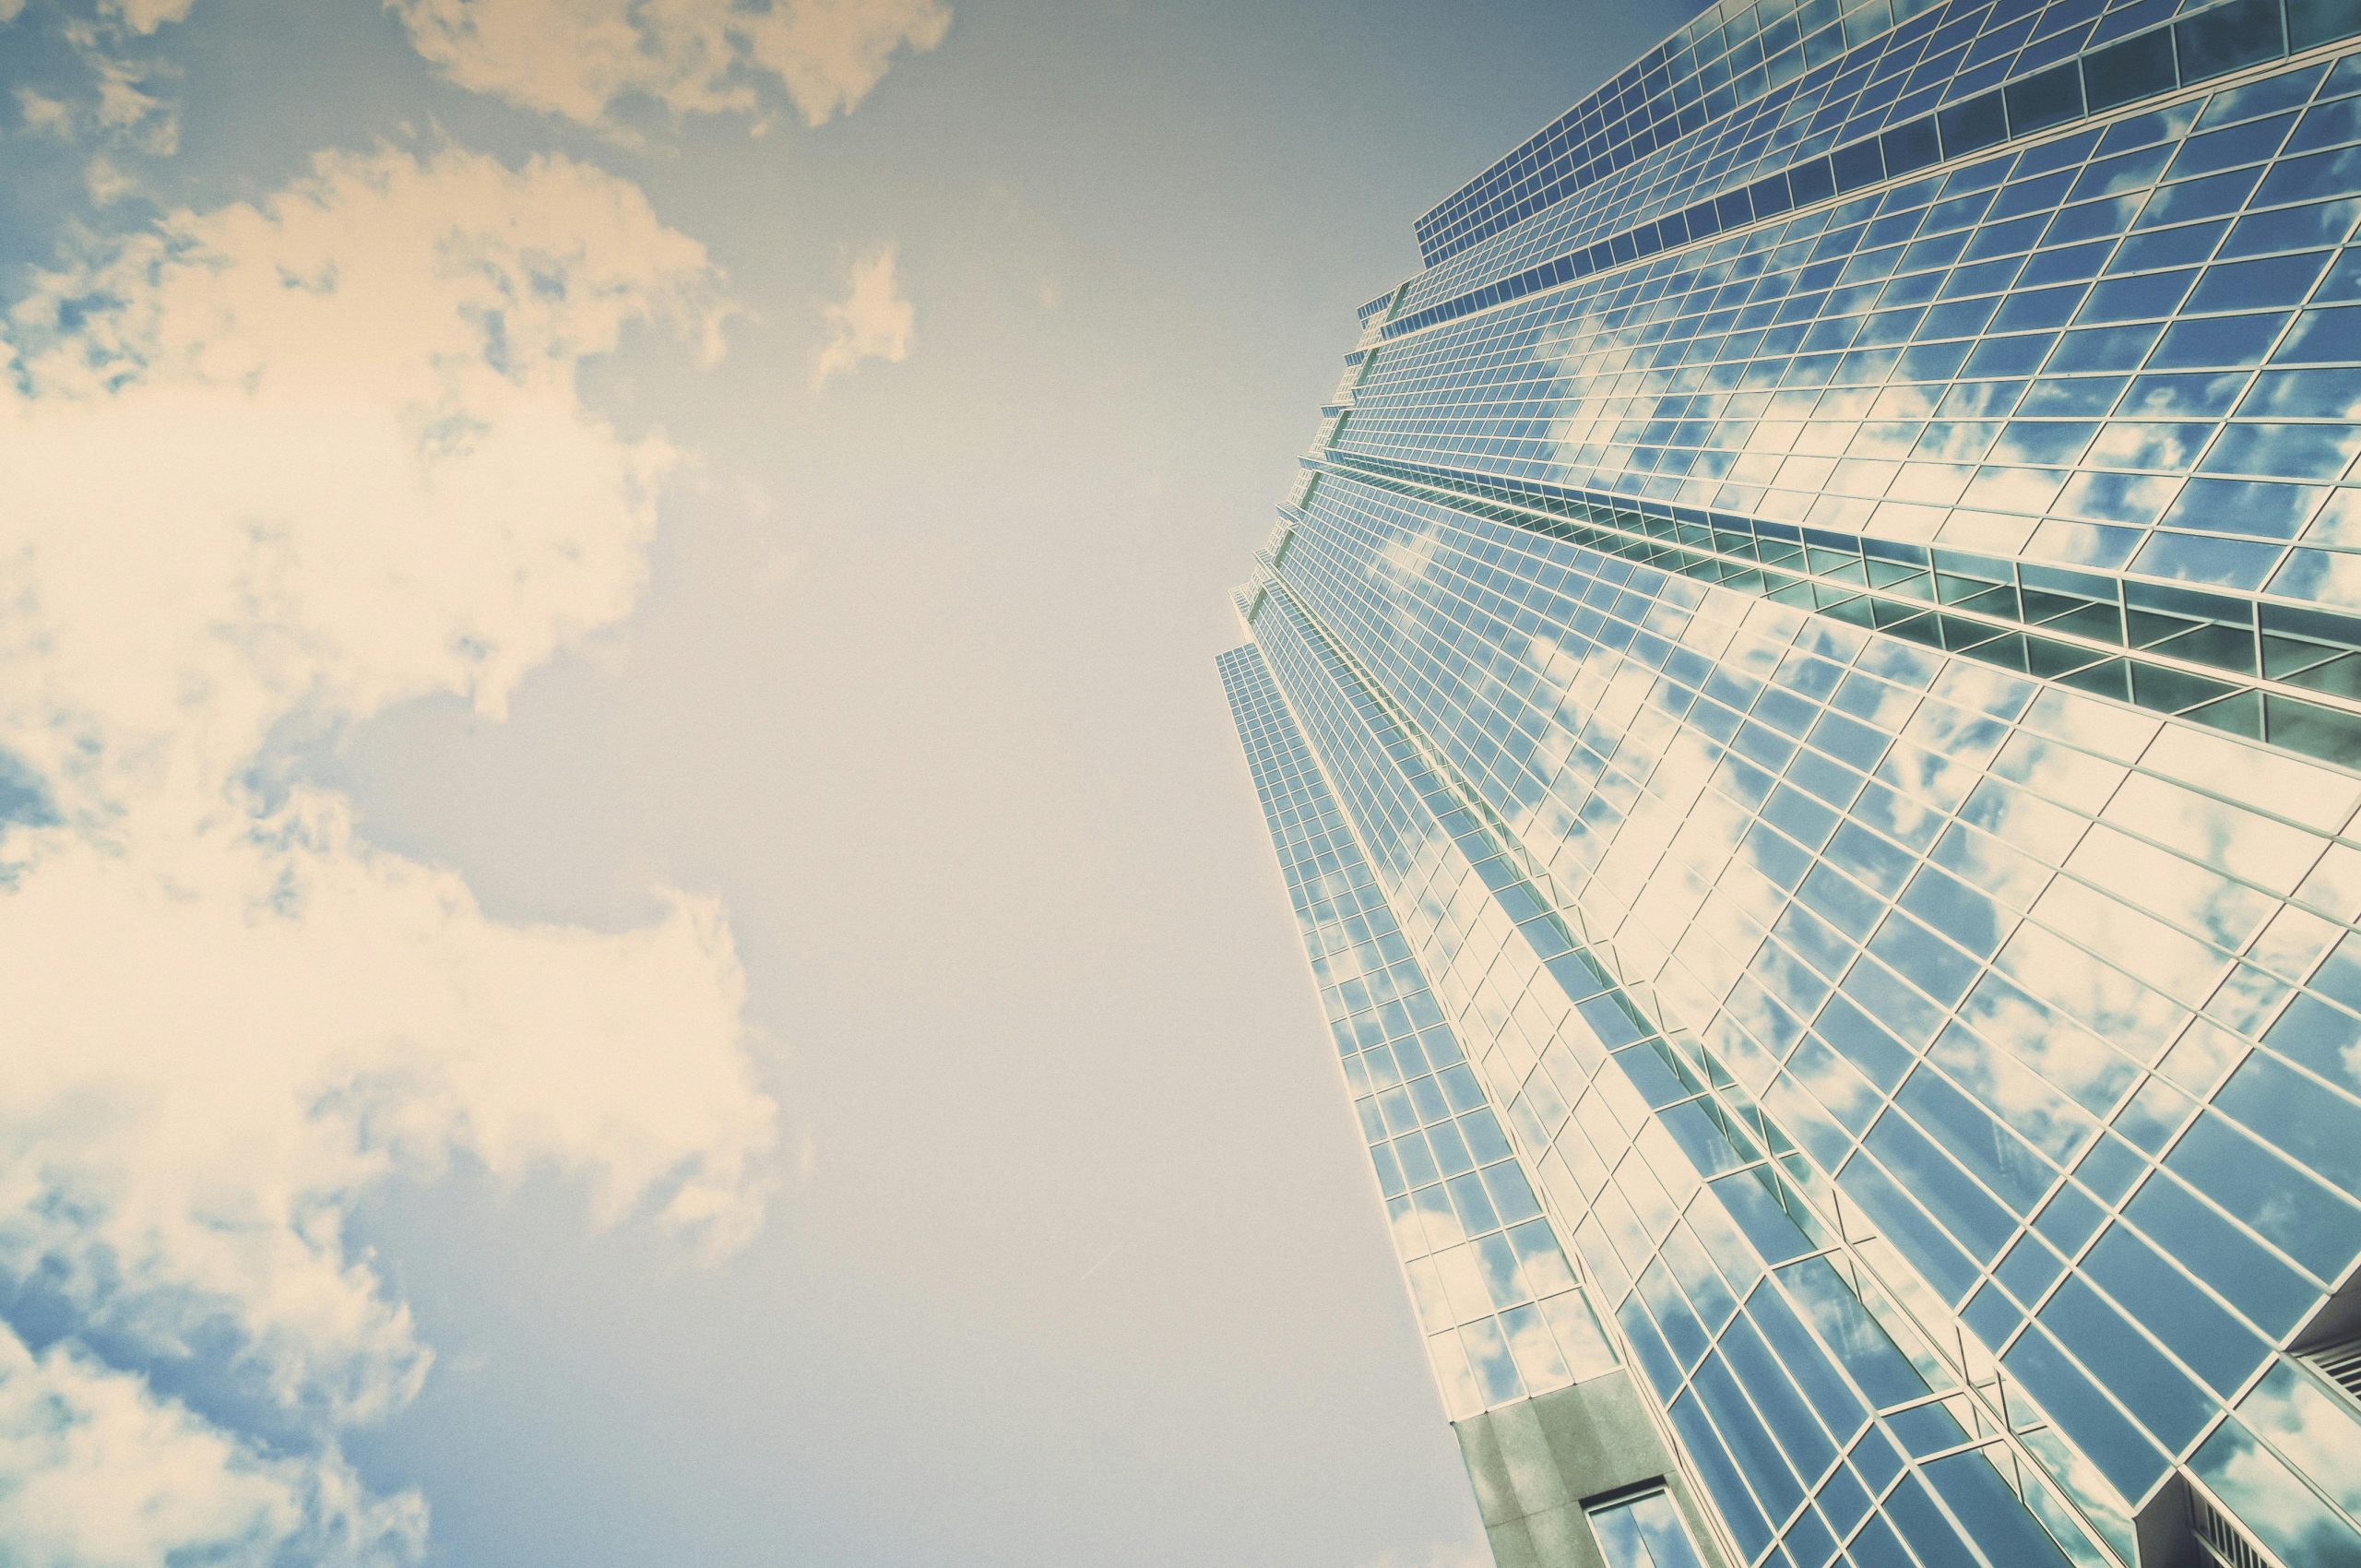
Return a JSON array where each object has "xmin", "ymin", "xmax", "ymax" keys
[
  {"xmin": 2189, "ymin": 1483, "xmax": 2276, "ymax": 1568},
  {"xmin": 2305, "ymin": 1336, "xmax": 2361, "ymax": 1405}
]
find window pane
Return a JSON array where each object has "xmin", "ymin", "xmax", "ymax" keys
[{"xmin": 1589, "ymin": 1489, "xmax": 1712, "ymax": 1568}]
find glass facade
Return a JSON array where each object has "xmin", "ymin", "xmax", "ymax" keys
[
  {"xmin": 1220, "ymin": 2, "xmax": 2361, "ymax": 1565},
  {"xmin": 1594, "ymin": 1490, "xmax": 1720, "ymax": 1568}
]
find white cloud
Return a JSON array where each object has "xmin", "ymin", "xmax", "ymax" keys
[
  {"xmin": 17, "ymin": 87, "xmax": 74, "ymax": 137},
  {"xmin": 736, "ymin": 0, "xmax": 951, "ymax": 125},
  {"xmin": 89, "ymin": 51, "xmax": 179, "ymax": 152},
  {"xmin": 99, "ymin": 0, "xmax": 198, "ymax": 31},
  {"xmin": 0, "ymin": 142, "xmax": 774, "ymax": 1557},
  {"xmin": 387, "ymin": 0, "xmax": 951, "ymax": 130},
  {"xmin": 83, "ymin": 150, "xmax": 139, "ymax": 202},
  {"xmin": 6, "ymin": 5, "xmax": 184, "ymax": 219},
  {"xmin": 0, "ymin": 1323, "xmax": 424, "ymax": 1567},
  {"xmin": 811, "ymin": 241, "xmax": 913, "ymax": 389}
]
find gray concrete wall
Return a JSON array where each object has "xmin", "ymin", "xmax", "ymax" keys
[{"xmin": 1453, "ymin": 1369, "xmax": 1731, "ymax": 1568}]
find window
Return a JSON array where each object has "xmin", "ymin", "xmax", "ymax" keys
[
  {"xmin": 2086, "ymin": 30, "xmax": 2177, "ymax": 113},
  {"xmin": 1588, "ymin": 1489, "xmax": 1712, "ymax": 1568}
]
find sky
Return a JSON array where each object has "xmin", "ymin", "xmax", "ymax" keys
[{"xmin": 0, "ymin": 1, "xmax": 1689, "ymax": 1563}]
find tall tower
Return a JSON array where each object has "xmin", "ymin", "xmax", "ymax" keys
[{"xmin": 1219, "ymin": 4, "xmax": 2361, "ymax": 1566}]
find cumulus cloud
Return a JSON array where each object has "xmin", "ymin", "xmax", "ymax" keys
[
  {"xmin": 811, "ymin": 241, "xmax": 913, "ymax": 389},
  {"xmin": 0, "ymin": 1324, "xmax": 423, "ymax": 1567},
  {"xmin": 387, "ymin": 0, "xmax": 951, "ymax": 130},
  {"xmin": 0, "ymin": 142, "xmax": 774, "ymax": 1558}
]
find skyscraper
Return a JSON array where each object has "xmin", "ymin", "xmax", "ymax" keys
[{"xmin": 1217, "ymin": 3, "xmax": 2361, "ymax": 1565}]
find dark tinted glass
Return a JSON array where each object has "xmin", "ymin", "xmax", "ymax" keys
[
  {"xmin": 2084, "ymin": 28, "xmax": 2179, "ymax": 113},
  {"xmin": 1882, "ymin": 117, "xmax": 1943, "ymax": 178},
  {"xmin": 2177, "ymin": 0, "xmax": 2286, "ymax": 84},
  {"xmin": 2007, "ymin": 62, "xmax": 2088, "ymax": 136},
  {"xmin": 1940, "ymin": 90, "xmax": 2009, "ymax": 158},
  {"xmin": 1790, "ymin": 156, "xmax": 1837, "ymax": 207},
  {"xmin": 2288, "ymin": 0, "xmax": 2361, "ymax": 45},
  {"xmin": 1835, "ymin": 137, "xmax": 1887, "ymax": 193}
]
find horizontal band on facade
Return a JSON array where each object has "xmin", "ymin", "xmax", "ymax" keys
[{"xmin": 1310, "ymin": 448, "xmax": 2361, "ymax": 771}]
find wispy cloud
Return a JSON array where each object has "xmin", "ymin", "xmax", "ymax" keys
[
  {"xmin": 99, "ymin": 0, "xmax": 198, "ymax": 32},
  {"xmin": 387, "ymin": 0, "xmax": 952, "ymax": 131},
  {"xmin": 4, "ymin": 3, "xmax": 187, "ymax": 214},
  {"xmin": 812, "ymin": 241, "xmax": 914, "ymax": 390},
  {"xmin": 82, "ymin": 149, "xmax": 137, "ymax": 202},
  {"xmin": 88, "ymin": 48, "xmax": 179, "ymax": 152},
  {"xmin": 16, "ymin": 86, "xmax": 74, "ymax": 138},
  {"xmin": 0, "ymin": 142, "xmax": 774, "ymax": 1562}
]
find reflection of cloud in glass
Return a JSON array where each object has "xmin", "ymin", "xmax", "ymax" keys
[{"xmin": 2191, "ymin": 1404, "xmax": 2361, "ymax": 1563}]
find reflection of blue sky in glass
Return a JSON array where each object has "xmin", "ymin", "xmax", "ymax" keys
[
  {"xmin": 1227, "ymin": 0, "xmax": 2361, "ymax": 1561},
  {"xmin": 1590, "ymin": 1489, "xmax": 1712, "ymax": 1568}
]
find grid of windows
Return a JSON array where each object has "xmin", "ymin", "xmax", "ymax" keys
[
  {"xmin": 1310, "ymin": 447, "xmax": 2361, "ymax": 766},
  {"xmin": 1224, "ymin": 5, "xmax": 2361, "ymax": 1567},
  {"xmin": 1389, "ymin": 0, "xmax": 2361, "ymax": 344},
  {"xmin": 1269, "ymin": 461, "xmax": 2361, "ymax": 1521},
  {"xmin": 1416, "ymin": 0, "xmax": 2049, "ymax": 267},
  {"xmin": 1359, "ymin": 56, "xmax": 2361, "ymax": 635},
  {"xmin": 1244, "ymin": 585, "xmax": 2118, "ymax": 1568},
  {"xmin": 1218, "ymin": 647, "xmax": 1619, "ymax": 1415},
  {"xmin": 1411, "ymin": 0, "xmax": 2358, "ymax": 291}
]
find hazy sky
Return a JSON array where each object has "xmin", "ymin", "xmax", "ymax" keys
[{"xmin": 0, "ymin": 2, "xmax": 1689, "ymax": 1563}]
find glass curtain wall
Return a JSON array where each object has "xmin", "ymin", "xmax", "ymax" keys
[{"xmin": 1222, "ymin": 1, "xmax": 2361, "ymax": 1564}]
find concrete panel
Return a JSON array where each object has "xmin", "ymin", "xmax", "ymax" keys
[
  {"xmin": 1486, "ymin": 1515, "xmax": 1545, "ymax": 1568},
  {"xmin": 1530, "ymin": 1371, "xmax": 1670, "ymax": 1500},
  {"xmin": 1491, "ymin": 1397, "xmax": 1573, "ymax": 1517},
  {"xmin": 1523, "ymin": 1503, "xmax": 1607, "ymax": 1568},
  {"xmin": 1453, "ymin": 1367, "xmax": 1732, "ymax": 1568},
  {"xmin": 1457, "ymin": 1408, "xmax": 1523, "ymax": 1528}
]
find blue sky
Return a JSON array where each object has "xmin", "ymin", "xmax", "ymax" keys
[{"xmin": 0, "ymin": 2, "xmax": 1689, "ymax": 1562}]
